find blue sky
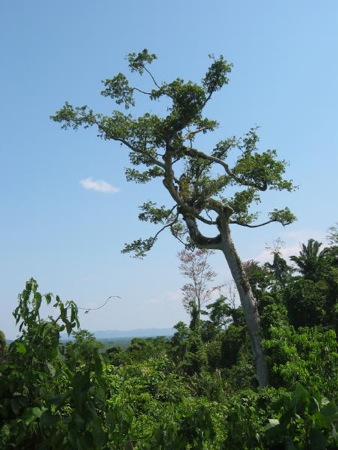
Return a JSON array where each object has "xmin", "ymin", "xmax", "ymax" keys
[{"xmin": 1, "ymin": 1, "xmax": 337, "ymax": 339}]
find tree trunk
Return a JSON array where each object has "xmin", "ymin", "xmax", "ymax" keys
[
  {"xmin": 219, "ymin": 222, "xmax": 269, "ymax": 388},
  {"xmin": 183, "ymin": 213, "xmax": 269, "ymax": 387}
]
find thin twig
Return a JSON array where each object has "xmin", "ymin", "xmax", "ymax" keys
[{"xmin": 78, "ymin": 295, "xmax": 121, "ymax": 314}]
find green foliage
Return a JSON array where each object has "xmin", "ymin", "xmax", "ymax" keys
[
  {"xmin": 265, "ymin": 383, "xmax": 338, "ymax": 449},
  {"xmin": 285, "ymin": 240, "xmax": 338, "ymax": 330},
  {"xmin": 221, "ymin": 324, "xmax": 247, "ymax": 369},
  {"xmin": 2, "ymin": 233, "xmax": 338, "ymax": 448},
  {"xmin": 0, "ymin": 330, "xmax": 7, "ymax": 358},
  {"xmin": 169, "ymin": 321, "xmax": 208, "ymax": 377},
  {"xmin": 127, "ymin": 49, "xmax": 157, "ymax": 74},
  {"xmin": 0, "ymin": 279, "xmax": 110, "ymax": 450},
  {"xmin": 263, "ymin": 325, "xmax": 338, "ymax": 396},
  {"xmin": 222, "ymin": 389, "xmax": 266, "ymax": 449},
  {"xmin": 105, "ymin": 355, "xmax": 230, "ymax": 449},
  {"xmin": 180, "ymin": 331, "xmax": 208, "ymax": 376},
  {"xmin": 51, "ymin": 50, "xmax": 296, "ymax": 257},
  {"xmin": 327, "ymin": 223, "xmax": 338, "ymax": 245}
]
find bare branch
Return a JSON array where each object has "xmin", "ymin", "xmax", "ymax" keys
[
  {"xmin": 132, "ymin": 87, "xmax": 153, "ymax": 96},
  {"xmin": 144, "ymin": 66, "xmax": 161, "ymax": 89},
  {"xmin": 230, "ymin": 219, "xmax": 277, "ymax": 228},
  {"xmin": 183, "ymin": 126, "xmax": 210, "ymax": 141},
  {"xmin": 78, "ymin": 295, "xmax": 121, "ymax": 314}
]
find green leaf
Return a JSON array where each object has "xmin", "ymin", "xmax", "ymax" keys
[
  {"xmin": 127, "ymin": 49, "xmax": 157, "ymax": 74},
  {"xmin": 11, "ymin": 398, "xmax": 21, "ymax": 416},
  {"xmin": 45, "ymin": 293, "xmax": 52, "ymax": 304},
  {"xmin": 40, "ymin": 410, "xmax": 56, "ymax": 428},
  {"xmin": 23, "ymin": 407, "xmax": 44, "ymax": 425},
  {"xmin": 320, "ymin": 401, "xmax": 338, "ymax": 420},
  {"xmin": 309, "ymin": 428, "xmax": 326, "ymax": 450},
  {"xmin": 16, "ymin": 341, "xmax": 27, "ymax": 354},
  {"xmin": 286, "ymin": 440, "xmax": 297, "ymax": 450},
  {"xmin": 46, "ymin": 361, "xmax": 56, "ymax": 377},
  {"xmin": 292, "ymin": 383, "xmax": 310, "ymax": 411}
]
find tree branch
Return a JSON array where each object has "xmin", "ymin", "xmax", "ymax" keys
[
  {"xmin": 183, "ymin": 126, "xmax": 210, "ymax": 141},
  {"xmin": 230, "ymin": 219, "xmax": 277, "ymax": 228},
  {"xmin": 78, "ymin": 295, "xmax": 121, "ymax": 314},
  {"xmin": 144, "ymin": 66, "xmax": 161, "ymax": 89},
  {"xmin": 132, "ymin": 87, "xmax": 153, "ymax": 96},
  {"xmin": 182, "ymin": 146, "xmax": 267, "ymax": 190},
  {"xmin": 183, "ymin": 214, "xmax": 222, "ymax": 250},
  {"xmin": 116, "ymin": 137, "xmax": 166, "ymax": 170}
]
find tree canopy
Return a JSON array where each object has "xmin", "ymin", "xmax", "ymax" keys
[{"xmin": 52, "ymin": 49, "xmax": 296, "ymax": 258}]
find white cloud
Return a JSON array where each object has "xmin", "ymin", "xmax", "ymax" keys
[
  {"xmin": 144, "ymin": 290, "xmax": 181, "ymax": 305},
  {"xmin": 79, "ymin": 177, "xmax": 120, "ymax": 193}
]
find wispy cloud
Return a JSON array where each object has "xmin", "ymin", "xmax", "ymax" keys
[
  {"xmin": 79, "ymin": 177, "xmax": 120, "ymax": 193},
  {"xmin": 144, "ymin": 290, "xmax": 181, "ymax": 305},
  {"xmin": 254, "ymin": 228, "xmax": 328, "ymax": 263}
]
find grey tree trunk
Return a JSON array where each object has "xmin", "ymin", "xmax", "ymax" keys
[
  {"xmin": 183, "ymin": 213, "xmax": 269, "ymax": 387},
  {"xmin": 219, "ymin": 221, "xmax": 269, "ymax": 388}
]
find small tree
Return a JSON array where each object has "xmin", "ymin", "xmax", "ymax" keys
[
  {"xmin": 327, "ymin": 223, "xmax": 338, "ymax": 245},
  {"xmin": 179, "ymin": 248, "xmax": 221, "ymax": 320},
  {"xmin": 52, "ymin": 50, "xmax": 296, "ymax": 387}
]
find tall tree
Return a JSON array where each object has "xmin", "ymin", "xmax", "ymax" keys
[{"xmin": 52, "ymin": 50, "xmax": 296, "ymax": 387}]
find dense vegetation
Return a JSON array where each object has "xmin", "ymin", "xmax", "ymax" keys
[{"xmin": 1, "ymin": 236, "xmax": 337, "ymax": 449}]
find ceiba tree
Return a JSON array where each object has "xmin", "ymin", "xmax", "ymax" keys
[{"xmin": 52, "ymin": 50, "xmax": 296, "ymax": 387}]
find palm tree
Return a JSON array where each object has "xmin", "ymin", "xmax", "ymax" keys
[{"xmin": 290, "ymin": 239, "xmax": 325, "ymax": 281}]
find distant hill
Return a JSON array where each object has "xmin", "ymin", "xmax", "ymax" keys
[
  {"xmin": 93, "ymin": 328, "xmax": 175, "ymax": 339},
  {"xmin": 59, "ymin": 328, "xmax": 176, "ymax": 342}
]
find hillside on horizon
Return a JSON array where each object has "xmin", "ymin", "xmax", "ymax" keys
[{"xmin": 93, "ymin": 328, "xmax": 176, "ymax": 339}]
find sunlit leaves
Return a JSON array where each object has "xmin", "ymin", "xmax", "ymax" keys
[
  {"xmin": 212, "ymin": 136, "xmax": 238, "ymax": 159},
  {"xmin": 269, "ymin": 207, "xmax": 296, "ymax": 226},
  {"xmin": 13, "ymin": 278, "xmax": 80, "ymax": 338},
  {"xmin": 101, "ymin": 73, "xmax": 135, "ymax": 109},
  {"xmin": 234, "ymin": 147, "xmax": 292, "ymax": 192},
  {"xmin": 1, "ymin": 281, "xmax": 110, "ymax": 449},
  {"xmin": 125, "ymin": 166, "xmax": 164, "ymax": 183},
  {"xmin": 121, "ymin": 237, "xmax": 156, "ymax": 258},
  {"xmin": 51, "ymin": 102, "xmax": 99, "ymax": 130},
  {"xmin": 98, "ymin": 111, "xmax": 133, "ymax": 141},
  {"xmin": 138, "ymin": 201, "xmax": 173, "ymax": 224},
  {"xmin": 202, "ymin": 54, "xmax": 232, "ymax": 95},
  {"xmin": 168, "ymin": 80, "xmax": 206, "ymax": 114},
  {"xmin": 127, "ymin": 49, "xmax": 157, "ymax": 74},
  {"xmin": 228, "ymin": 188, "xmax": 260, "ymax": 225},
  {"xmin": 52, "ymin": 49, "xmax": 297, "ymax": 256}
]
